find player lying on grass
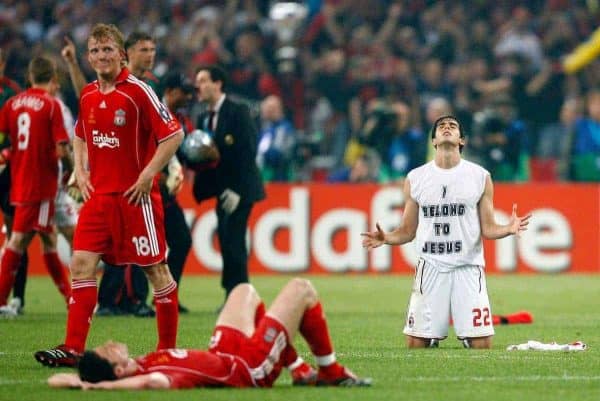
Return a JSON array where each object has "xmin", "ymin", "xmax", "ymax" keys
[{"xmin": 47, "ymin": 278, "xmax": 371, "ymax": 389}]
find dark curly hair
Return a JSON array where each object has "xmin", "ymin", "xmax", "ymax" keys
[{"xmin": 77, "ymin": 351, "xmax": 117, "ymax": 383}]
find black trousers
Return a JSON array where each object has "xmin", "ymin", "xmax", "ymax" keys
[
  {"xmin": 97, "ymin": 199, "xmax": 191, "ymax": 308},
  {"xmin": 216, "ymin": 200, "xmax": 253, "ymax": 296},
  {"xmin": 12, "ymin": 252, "xmax": 28, "ymax": 304}
]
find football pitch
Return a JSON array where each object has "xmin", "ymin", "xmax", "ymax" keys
[{"xmin": 0, "ymin": 275, "xmax": 599, "ymax": 401}]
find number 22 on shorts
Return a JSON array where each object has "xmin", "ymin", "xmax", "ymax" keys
[{"xmin": 472, "ymin": 307, "xmax": 491, "ymax": 327}]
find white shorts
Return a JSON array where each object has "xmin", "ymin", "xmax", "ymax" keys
[
  {"xmin": 403, "ymin": 258, "xmax": 494, "ymax": 340},
  {"xmin": 54, "ymin": 188, "xmax": 80, "ymax": 228}
]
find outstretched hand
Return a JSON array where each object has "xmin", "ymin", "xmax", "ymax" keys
[
  {"xmin": 361, "ymin": 223, "xmax": 386, "ymax": 250},
  {"xmin": 507, "ymin": 203, "xmax": 531, "ymax": 236},
  {"xmin": 61, "ymin": 36, "xmax": 77, "ymax": 64}
]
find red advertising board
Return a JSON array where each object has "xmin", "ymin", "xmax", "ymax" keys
[{"xmin": 2, "ymin": 183, "xmax": 599, "ymax": 274}]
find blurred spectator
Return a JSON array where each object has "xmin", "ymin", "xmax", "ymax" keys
[
  {"xmin": 471, "ymin": 96, "xmax": 528, "ymax": 181},
  {"xmin": 572, "ymin": 90, "xmax": 600, "ymax": 181},
  {"xmin": 424, "ymin": 97, "xmax": 452, "ymax": 161},
  {"xmin": 2, "ymin": 1, "xmax": 600, "ymax": 182},
  {"xmin": 226, "ymin": 28, "xmax": 279, "ymax": 102},
  {"xmin": 257, "ymin": 95, "xmax": 296, "ymax": 182},
  {"xmin": 494, "ymin": 6, "xmax": 544, "ymax": 70},
  {"xmin": 534, "ymin": 97, "xmax": 580, "ymax": 181},
  {"xmin": 381, "ymin": 101, "xmax": 426, "ymax": 181},
  {"xmin": 274, "ymin": 48, "xmax": 305, "ymax": 129},
  {"xmin": 417, "ymin": 58, "xmax": 454, "ymax": 110},
  {"xmin": 0, "ymin": 48, "xmax": 21, "ymax": 106},
  {"xmin": 327, "ymin": 149, "xmax": 380, "ymax": 183}
]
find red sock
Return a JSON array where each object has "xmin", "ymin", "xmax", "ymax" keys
[
  {"xmin": 43, "ymin": 252, "xmax": 71, "ymax": 302},
  {"xmin": 154, "ymin": 281, "xmax": 178, "ymax": 350},
  {"xmin": 300, "ymin": 303, "xmax": 337, "ymax": 362},
  {"xmin": 65, "ymin": 279, "xmax": 97, "ymax": 352},
  {"xmin": 0, "ymin": 248, "xmax": 22, "ymax": 305},
  {"xmin": 254, "ymin": 302, "xmax": 266, "ymax": 328},
  {"xmin": 282, "ymin": 344, "xmax": 299, "ymax": 367}
]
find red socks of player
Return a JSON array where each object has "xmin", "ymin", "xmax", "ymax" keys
[
  {"xmin": 300, "ymin": 302, "xmax": 334, "ymax": 358},
  {"xmin": 64, "ymin": 279, "xmax": 97, "ymax": 352},
  {"xmin": 0, "ymin": 248, "xmax": 21, "ymax": 305},
  {"xmin": 299, "ymin": 302, "xmax": 344, "ymax": 376},
  {"xmin": 154, "ymin": 281, "xmax": 178, "ymax": 350},
  {"xmin": 0, "ymin": 249, "xmax": 70, "ymax": 306},
  {"xmin": 43, "ymin": 252, "xmax": 71, "ymax": 302}
]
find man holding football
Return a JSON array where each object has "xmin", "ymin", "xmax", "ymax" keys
[{"xmin": 192, "ymin": 66, "xmax": 265, "ymax": 307}]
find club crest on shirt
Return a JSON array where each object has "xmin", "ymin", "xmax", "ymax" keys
[
  {"xmin": 114, "ymin": 109, "xmax": 126, "ymax": 126},
  {"xmin": 225, "ymin": 134, "xmax": 234, "ymax": 145},
  {"xmin": 263, "ymin": 327, "xmax": 277, "ymax": 343}
]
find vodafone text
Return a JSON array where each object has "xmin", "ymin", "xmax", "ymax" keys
[{"xmin": 185, "ymin": 188, "xmax": 573, "ymax": 273}]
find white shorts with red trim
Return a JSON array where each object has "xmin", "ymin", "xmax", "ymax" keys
[{"xmin": 403, "ymin": 258, "xmax": 495, "ymax": 340}]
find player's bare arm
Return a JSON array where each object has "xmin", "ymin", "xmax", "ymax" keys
[
  {"xmin": 361, "ymin": 179, "xmax": 419, "ymax": 249},
  {"xmin": 47, "ymin": 373, "xmax": 83, "ymax": 388},
  {"xmin": 48, "ymin": 372, "xmax": 170, "ymax": 390},
  {"xmin": 478, "ymin": 175, "xmax": 531, "ymax": 239},
  {"xmin": 124, "ymin": 130, "xmax": 184, "ymax": 205},
  {"xmin": 61, "ymin": 36, "xmax": 87, "ymax": 97},
  {"xmin": 80, "ymin": 373, "xmax": 170, "ymax": 390},
  {"xmin": 73, "ymin": 136, "xmax": 93, "ymax": 201}
]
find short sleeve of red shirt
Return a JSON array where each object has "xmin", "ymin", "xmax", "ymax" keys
[{"xmin": 135, "ymin": 81, "xmax": 181, "ymax": 143}]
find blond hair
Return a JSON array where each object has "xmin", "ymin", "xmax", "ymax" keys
[{"xmin": 89, "ymin": 23, "xmax": 125, "ymax": 51}]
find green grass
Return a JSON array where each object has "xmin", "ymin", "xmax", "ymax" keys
[{"xmin": 1, "ymin": 275, "xmax": 599, "ymax": 401}]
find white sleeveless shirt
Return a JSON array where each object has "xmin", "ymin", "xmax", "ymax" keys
[{"xmin": 407, "ymin": 159, "xmax": 489, "ymax": 270}]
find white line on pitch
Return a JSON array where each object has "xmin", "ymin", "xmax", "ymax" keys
[{"xmin": 398, "ymin": 375, "xmax": 600, "ymax": 382}]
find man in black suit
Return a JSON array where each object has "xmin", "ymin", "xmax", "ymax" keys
[{"xmin": 193, "ymin": 66, "xmax": 265, "ymax": 302}]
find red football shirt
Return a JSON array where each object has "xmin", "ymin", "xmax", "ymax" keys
[
  {"xmin": 75, "ymin": 68, "xmax": 182, "ymax": 194},
  {"xmin": 0, "ymin": 87, "xmax": 68, "ymax": 203},
  {"xmin": 135, "ymin": 349, "xmax": 254, "ymax": 388}
]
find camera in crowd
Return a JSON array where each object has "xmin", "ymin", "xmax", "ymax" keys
[{"xmin": 359, "ymin": 104, "xmax": 399, "ymax": 148}]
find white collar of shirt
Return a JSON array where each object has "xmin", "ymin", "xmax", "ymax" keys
[
  {"xmin": 213, "ymin": 94, "xmax": 226, "ymax": 114},
  {"xmin": 208, "ymin": 94, "xmax": 226, "ymax": 131}
]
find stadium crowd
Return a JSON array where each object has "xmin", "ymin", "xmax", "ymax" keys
[{"xmin": 1, "ymin": 0, "xmax": 599, "ymax": 183}]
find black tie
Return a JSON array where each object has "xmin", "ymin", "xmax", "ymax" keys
[{"xmin": 208, "ymin": 110, "xmax": 216, "ymax": 132}]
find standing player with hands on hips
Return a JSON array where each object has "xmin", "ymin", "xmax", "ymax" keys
[
  {"xmin": 361, "ymin": 116, "xmax": 531, "ymax": 349},
  {"xmin": 34, "ymin": 23, "xmax": 183, "ymax": 367}
]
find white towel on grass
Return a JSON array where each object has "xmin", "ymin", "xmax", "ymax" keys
[{"xmin": 507, "ymin": 340, "xmax": 587, "ymax": 351}]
